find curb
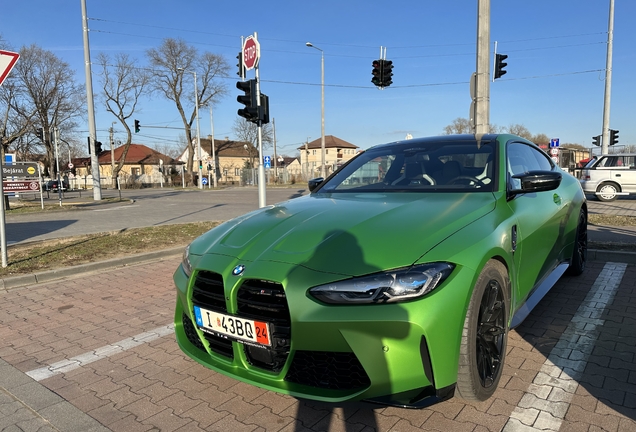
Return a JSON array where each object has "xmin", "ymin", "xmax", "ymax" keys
[
  {"xmin": 1, "ymin": 248, "xmax": 634, "ymax": 292},
  {"xmin": 1, "ymin": 246, "xmax": 183, "ymax": 291}
]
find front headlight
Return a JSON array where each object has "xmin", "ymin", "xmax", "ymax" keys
[
  {"xmin": 181, "ymin": 244, "xmax": 193, "ymax": 278},
  {"xmin": 309, "ymin": 263, "xmax": 454, "ymax": 305}
]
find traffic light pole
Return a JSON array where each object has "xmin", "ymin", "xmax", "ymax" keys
[
  {"xmin": 601, "ymin": 0, "xmax": 615, "ymax": 155},
  {"xmin": 474, "ymin": 0, "xmax": 491, "ymax": 134},
  {"xmin": 255, "ymin": 57, "xmax": 266, "ymax": 208}
]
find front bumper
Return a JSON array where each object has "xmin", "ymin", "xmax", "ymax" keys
[{"xmin": 173, "ymin": 254, "xmax": 474, "ymax": 406}]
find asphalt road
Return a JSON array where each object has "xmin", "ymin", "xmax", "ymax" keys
[
  {"xmin": 6, "ymin": 187, "xmax": 308, "ymax": 245},
  {"xmin": 7, "ymin": 186, "xmax": 636, "ymax": 248}
]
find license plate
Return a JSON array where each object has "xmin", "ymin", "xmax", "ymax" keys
[{"xmin": 193, "ymin": 306, "xmax": 271, "ymax": 346}]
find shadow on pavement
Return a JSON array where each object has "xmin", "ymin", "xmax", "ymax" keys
[{"xmin": 6, "ymin": 220, "xmax": 77, "ymax": 244}]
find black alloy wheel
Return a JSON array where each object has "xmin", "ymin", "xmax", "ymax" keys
[{"xmin": 475, "ymin": 280, "xmax": 506, "ymax": 388}]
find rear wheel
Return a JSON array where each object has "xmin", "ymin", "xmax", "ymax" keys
[
  {"xmin": 566, "ymin": 209, "xmax": 587, "ymax": 276},
  {"xmin": 596, "ymin": 183, "xmax": 619, "ymax": 202},
  {"xmin": 456, "ymin": 260, "xmax": 509, "ymax": 401}
]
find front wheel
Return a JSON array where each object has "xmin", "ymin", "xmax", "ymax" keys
[
  {"xmin": 456, "ymin": 260, "xmax": 509, "ymax": 401},
  {"xmin": 596, "ymin": 183, "xmax": 619, "ymax": 202}
]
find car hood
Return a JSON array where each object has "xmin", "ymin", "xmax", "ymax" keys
[{"xmin": 190, "ymin": 192, "xmax": 496, "ymax": 277}]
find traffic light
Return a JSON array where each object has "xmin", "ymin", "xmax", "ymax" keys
[
  {"xmin": 95, "ymin": 141, "xmax": 103, "ymax": 153},
  {"xmin": 35, "ymin": 127, "xmax": 44, "ymax": 140},
  {"xmin": 237, "ymin": 79, "xmax": 258, "ymax": 122},
  {"xmin": 609, "ymin": 129, "xmax": 619, "ymax": 146},
  {"xmin": 592, "ymin": 135, "xmax": 601, "ymax": 147},
  {"xmin": 494, "ymin": 53, "xmax": 508, "ymax": 80},
  {"xmin": 371, "ymin": 60, "xmax": 382, "ymax": 87},
  {"xmin": 259, "ymin": 93, "xmax": 270, "ymax": 125},
  {"xmin": 236, "ymin": 51, "xmax": 245, "ymax": 79},
  {"xmin": 382, "ymin": 60, "xmax": 393, "ymax": 87},
  {"xmin": 134, "ymin": 119, "xmax": 140, "ymax": 133}
]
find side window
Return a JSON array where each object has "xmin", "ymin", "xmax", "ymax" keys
[
  {"xmin": 507, "ymin": 142, "xmax": 553, "ymax": 175},
  {"xmin": 507, "ymin": 142, "xmax": 554, "ymax": 188}
]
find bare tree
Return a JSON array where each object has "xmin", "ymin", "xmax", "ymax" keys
[
  {"xmin": 96, "ymin": 52, "xmax": 150, "ymax": 182},
  {"xmin": 146, "ymin": 38, "xmax": 229, "ymax": 185},
  {"xmin": 443, "ymin": 117, "xmax": 472, "ymax": 134},
  {"xmin": 231, "ymin": 117, "xmax": 273, "ymax": 167},
  {"xmin": 8, "ymin": 44, "xmax": 84, "ymax": 177},
  {"xmin": 504, "ymin": 124, "xmax": 532, "ymax": 140}
]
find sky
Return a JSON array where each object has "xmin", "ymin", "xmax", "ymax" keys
[{"xmin": 3, "ymin": 0, "xmax": 635, "ymax": 158}]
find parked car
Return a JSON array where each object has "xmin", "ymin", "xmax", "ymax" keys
[
  {"xmin": 173, "ymin": 134, "xmax": 587, "ymax": 408},
  {"xmin": 579, "ymin": 153, "xmax": 636, "ymax": 201},
  {"xmin": 43, "ymin": 179, "xmax": 69, "ymax": 192}
]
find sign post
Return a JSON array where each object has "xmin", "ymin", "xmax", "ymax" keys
[{"xmin": 0, "ymin": 50, "xmax": 19, "ymax": 268}]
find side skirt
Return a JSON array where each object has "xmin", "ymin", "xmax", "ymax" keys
[{"xmin": 510, "ymin": 262, "xmax": 570, "ymax": 328}]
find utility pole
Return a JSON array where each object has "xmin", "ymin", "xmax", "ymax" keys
[
  {"xmin": 109, "ymin": 123, "xmax": 116, "ymax": 187},
  {"xmin": 80, "ymin": 0, "xmax": 101, "ymax": 200},
  {"xmin": 272, "ymin": 118, "xmax": 278, "ymax": 180},
  {"xmin": 473, "ymin": 0, "xmax": 491, "ymax": 134},
  {"xmin": 601, "ymin": 0, "xmax": 615, "ymax": 155},
  {"xmin": 208, "ymin": 107, "xmax": 217, "ymax": 188}
]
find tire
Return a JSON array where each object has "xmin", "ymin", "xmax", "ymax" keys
[
  {"xmin": 596, "ymin": 183, "xmax": 619, "ymax": 202},
  {"xmin": 456, "ymin": 260, "xmax": 509, "ymax": 401},
  {"xmin": 566, "ymin": 209, "xmax": 587, "ymax": 276}
]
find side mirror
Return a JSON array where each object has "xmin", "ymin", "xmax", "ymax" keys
[
  {"xmin": 308, "ymin": 177, "xmax": 324, "ymax": 192},
  {"xmin": 509, "ymin": 170, "xmax": 562, "ymax": 196}
]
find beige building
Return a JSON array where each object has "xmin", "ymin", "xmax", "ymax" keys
[
  {"xmin": 297, "ymin": 135, "xmax": 360, "ymax": 177},
  {"xmin": 179, "ymin": 138, "xmax": 256, "ymax": 185},
  {"xmin": 73, "ymin": 144, "xmax": 180, "ymax": 188}
]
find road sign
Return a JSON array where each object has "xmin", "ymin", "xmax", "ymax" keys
[
  {"xmin": 2, "ymin": 163, "xmax": 39, "ymax": 177},
  {"xmin": 550, "ymin": 138, "xmax": 560, "ymax": 148},
  {"xmin": 242, "ymin": 36, "xmax": 260, "ymax": 71},
  {"xmin": 0, "ymin": 50, "xmax": 20, "ymax": 87},
  {"xmin": 68, "ymin": 162, "xmax": 74, "ymax": 169},
  {"xmin": 550, "ymin": 148, "xmax": 559, "ymax": 156},
  {"xmin": 201, "ymin": 177, "xmax": 208, "ymax": 185},
  {"xmin": 3, "ymin": 180, "xmax": 40, "ymax": 193}
]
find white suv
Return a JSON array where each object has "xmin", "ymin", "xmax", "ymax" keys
[{"xmin": 579, "ymin": 153, "xmax": 636, "ymax": 201}]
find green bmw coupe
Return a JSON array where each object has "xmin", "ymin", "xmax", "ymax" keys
[{"xmin": 174, "ymin": 134, "xmax": 587, "ymax": 408}]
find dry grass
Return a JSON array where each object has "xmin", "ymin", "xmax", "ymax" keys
[{"xmin": 2, "ymin": 222, "xmax": 220, "ymax": 278}]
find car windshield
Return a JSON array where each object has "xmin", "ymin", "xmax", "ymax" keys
[{"xmin": 317, "ymin": 138, "xmax": 496, "ymax": 193}]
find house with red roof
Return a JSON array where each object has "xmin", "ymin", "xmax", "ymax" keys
[{"xmin": 72, "ymin": 144, "xmax": 181, "ymax": 188}]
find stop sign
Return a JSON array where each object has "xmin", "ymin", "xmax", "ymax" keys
[{"xmin": 242, "ymin": 36, "xmax": 260, "ymax": 71}]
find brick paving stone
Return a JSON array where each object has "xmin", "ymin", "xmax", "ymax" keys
[
  {"xmin": 142, "ymin": 407, "xmax": 194, "ymax": 432},
  {"xmin": 124, "ymin": 396, "xmax": 168, "ymax": 422},
  {"xmin": 207, "ymin": 412, "xmax": 260, "ymax": 432},
  {"xmin": 181, "ymin": 402, "xmax": 229, "ymax": 429},
  {"xmin": 421, "ymin": 410, "xmax": 476, "ymax": 431},
  {"xmin": 107, "ymin": 414, "xmax": 156, "ymax": 432}
]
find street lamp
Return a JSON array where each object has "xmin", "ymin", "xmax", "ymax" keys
[
  {"xmin": 306, "ymin": 42, "xmax": 326, "ymax": 178},
  {"xmin": 178, "ymin": 68, "xmax": 203, "ymax": 189}
]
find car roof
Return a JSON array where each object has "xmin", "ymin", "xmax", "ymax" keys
[{"xmin": 365, "ymin": 133, "xmax": 536, "ymax": 152}]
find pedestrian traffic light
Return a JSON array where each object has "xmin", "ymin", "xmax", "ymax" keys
[
  {"xmin": 592, "ymin": 135, "xmax": 601, "ymax": 147},
  {"xmin": 134, "ymin": 119, "xmax": 140, "ymax": 133},
  {"xmin": 95, "ymin": 141, "xmax": 103, "ymax": 153},
  {"xmin": 237, "ymin": 79, "xmax": 258, "ymax": 122},
  {"xmin": 382, "ymin": 60, "xmax": 393, "ymax": 87},
  {"xmin": 371, "ymin": 60, "xmax": 382, "ymax": 87},
  {"xmin": 236, "ymin": 51, "xmax": 245, "ymax": 79},
  {"xmin": 609, "ymin": 129, "xmax": 619, "ymax": 146},
  {"xmin": 494, "ymin": 53, "xmax": 508, "ymax": 80}
]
